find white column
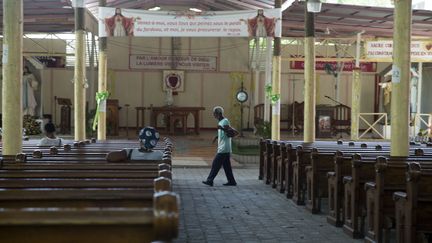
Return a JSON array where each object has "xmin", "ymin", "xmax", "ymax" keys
[
  {"xmin": 2, "ymin": 0, "xmax": 23, "ymax": 156},
  {"xmin": 264, "ymin": 37, "xmax": 273, "ymax": 122}
]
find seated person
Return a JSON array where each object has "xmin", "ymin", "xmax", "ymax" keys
[
  {"xmin": 106, "ymin": 127, "xmax": 163, "ymax": 162},
  {"xmin": 38, "ymin": 122, "xmax": 62, "ymax": 146}
]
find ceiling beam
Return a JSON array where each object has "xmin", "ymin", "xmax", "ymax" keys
[
  {"xmin": 241, "ymin": 0, "xmax": 274, "ymax": 9},
  {"xmin": 224, "ymin": 0, "xmax": 261, "ymax": 9},
  {"xmin": 283, "ymin": 21, "xmax": 432, "ymax": 37},
  {"xmin": 201, "ymin": 0, "xmax": 237, "ymax": 10}
]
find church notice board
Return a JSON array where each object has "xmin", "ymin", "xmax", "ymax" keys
[{"xmin": 316, "ymin": 105, "xmax": 333, "ymax": 138}]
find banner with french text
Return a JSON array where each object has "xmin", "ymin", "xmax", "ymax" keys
[
  {"xmin": 130, "ymin": 55, "xmax": 217, "ymax": 71},
  {"xmin": 365, "ymin": 40, "xmax": 432, "ymax": 62},
  {"xmin": 99, "ymin": 7, "xmax": 282, "ymax": 38}
]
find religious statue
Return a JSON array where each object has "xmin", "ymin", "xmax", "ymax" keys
[
  {"xmin": 22, "ymin": 66, "xmax": 39, "ymax": 116},
  {"xmin": 241, "ymin": 9, "xmax": 278, "ymax": 37},
  {"xmin": 104, "ymin": 8, "xmax": 135, "ymax": 37},
  {"xmin": 379, "ymin": 79, "xmax": 392, "ymax": 122},
  {"xmin": 165, "ymin": 88, "xmax": 174, "ymax": 106},
  {"xmin": 410, "ymin": 67, "xmax": 419, "ymax": 114}
]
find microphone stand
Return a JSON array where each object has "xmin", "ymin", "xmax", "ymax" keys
[{"xmin": 324, "ymin": 96, "xmax": 345, "ymax": 106}]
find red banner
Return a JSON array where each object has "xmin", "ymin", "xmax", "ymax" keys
[{"xmin": 290, "ymin": 61, "xmax": 377, "ymax": 72}]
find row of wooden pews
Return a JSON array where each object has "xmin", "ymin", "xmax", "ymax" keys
[
  {"xmin": 0, "ymin": 138, "xmax": 179, "ymax": 243},
  {"xmin": 259, "ymin": 139, "xmax": 432, "ymax": 243}
]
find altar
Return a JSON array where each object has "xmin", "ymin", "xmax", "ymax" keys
[{"xmin": 149, "ymin": 106, "xmax": 205, "ymax": 135}]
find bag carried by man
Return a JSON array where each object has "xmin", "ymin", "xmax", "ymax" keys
[{"xmin": 219, "ymin": 125, "xmax": 239, "ymax": 138}]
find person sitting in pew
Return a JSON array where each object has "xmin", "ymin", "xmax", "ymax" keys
[
  {"xmin": 106, "ymin": 127, "xmax": 164, "ymax": 162},
  {"xmin": 38, "ymin": 122, "xmax": 62, "ymax": 146}
]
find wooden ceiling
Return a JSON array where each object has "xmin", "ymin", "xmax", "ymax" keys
[
  {"xmin": 0, "ymin": 0, "xmax": 76, "ymax": 33},
  {"xmin": 0, "ymin": 0, "xmax": 431, "ymax": 38},
  {"xmin": 283, "ymin": 1, "xmax": 432, "ymax": 38}
]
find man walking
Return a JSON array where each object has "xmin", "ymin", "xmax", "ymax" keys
[{"xmin": 202, "ymin": 106, "xmax": 237, "ymax": 186}]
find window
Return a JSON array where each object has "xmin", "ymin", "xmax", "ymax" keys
[
  {"xmin": 66, "ymin": 32, "xmax": 99, "ymax": 67},
  {"xmin": 23, "ymin": 32, "xmax": 98, "ymax": 68}
]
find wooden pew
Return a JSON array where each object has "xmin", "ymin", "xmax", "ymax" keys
[
  {"xmin": 270, "ymin": 140, "xmax": 281, "ymax": 188},
  {"xmin": 327, "ymin": 151, "xmax": 352, "ymax": 226},
  {"xmin": 305, "ymin": 148, "xmax": 335, "ymax": 213},
  {"xmin": 364, "ymin": 157, "xmax": 432, "ymax": 243},
  {"xmin": 393, "ymin": 163, "xmax": 432, "ymax": 243},
  {"xmin": 342, "ymin": 155, "xmax": 432, "ymax": 240},
  {"xmin": 280, "ymin": 141, "xmax": 387, "ymax": 202},
  {"xmin": 323, "ymin": 149, "xmax": 399, "ymax": 220},
  {"xmin": 285, "ymin": 143, "xmax": 297, "ymax": 198},
  {"xmin": 343, "ymin": 155, "xmax": 380, "ymax": 238},
  {"xmin": 326, "ymin": 148, "xmax": 428, "ymax": 226},
  {"xmin": 0, "ymin": 177, "xmax": 171, "ymax": 190},
  {"xmin": 304, "ymin": 147, "xmax": 428, "ymax": 214},
  {"xmin": 0, "ymin": 143, "xmax": 178, "ymax": 242},
  {"xmin": 293, "ymin": 144, "xmax": 389, "ymax": 206},
  {"xmin": 263, "ymin": 139, "xmax": 273, "ymax": 184},
  {"xmin": 259, "ymin": 138, "xmax": 265, "ymax": 180},
  {"xmin": 276, "ymin": 142, "xmax": 287, "ymax": 193},
  {"xmin": 0, "ymin": 169, "xmax": 171, "ymax": 179},
  {"xmin": 292, "ymin": 145, "xmax": 309, "ymax": 205},
  {"xmin": 0, "ymin": 191, "xmax": 179, "ymax": 243}
]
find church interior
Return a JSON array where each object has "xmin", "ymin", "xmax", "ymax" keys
[{"xmin": 0, "ymin": 0, "xmax": 432, "ymax": 242}]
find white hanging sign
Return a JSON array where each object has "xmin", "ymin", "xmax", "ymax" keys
[
  {"xmin": 99, "ymin": 7, "xmax": 282, "ymax": 38},
  {"xmin": 99, "ymin": 100, "xmax": 107, "ymax": 113},
  {"xmin": 366, "ymin": 40, "xmax": 432, "ymax": 62}
]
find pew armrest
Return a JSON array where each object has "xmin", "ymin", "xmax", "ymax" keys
[
  {"xmin": 364, "ymin": 182, "xmax": 376, "ymax": 191},
  {"xmin": 106, "ymin": 149, "xmax": 128, "ymax": 162},
  {"xmin": 343, "ymin": 176, "xmax": 352, "ymax": 184},
  {"xmin": 393, "ymin": 191, "xmax": 407, "ymax": 201},
  {"xmin": 327, "ymin": 171, "xmax": 336, "ymax": 178}
]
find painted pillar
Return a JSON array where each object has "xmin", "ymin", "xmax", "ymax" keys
[
  {"xmin": 254, "ymin": 70, "xmax": 260, "ymax": 106},
  {"xmin": 271, "ymin": 0, "xmax": 282, "ymax": 140},
  {"xmin": 417, "ymin": 62, "xmax": 423, "ymax": 113},
  {"xmin": 97, "ymin": 0, "xmax": 108, "ymax": 140},
  {"xmin": 351, "ymin": 32, "xmax": 363, "ymax": 140},
  {"xmin": 264, "ymin": 37, "xmax": 273, "ymax": 122},
  {"xmin": 74, "ymin": 2, "xmax": 86, "ymax": 141},
  {"xmin": 391, "ymin": 0, "xmax": 412, "ymax": 156},
  {"xmin": 88, "ymin": 33, "xmax": 96, "ymax": 110},
  {"xmin": 2, "ymin": 0, "xmax": 23, "ymax": 156},
  {"xmin": 304, "ymin": 5, "xmax": 316, "ymax": 143}
]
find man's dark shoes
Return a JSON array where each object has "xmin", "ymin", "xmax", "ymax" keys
[
  {"xmin": 223, "ymin": 182, "xmax": 237, "ymax": 186},
  {"xmin": 202, "ymin": 180, "xmax": 213, "ymax": 187}
]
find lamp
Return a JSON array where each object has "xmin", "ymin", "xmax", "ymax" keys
[
  {"xmin": 189, "ymin": 8, "xmax": 202, "ymax": 12},
  {"xmin": 148, "ymin": 6, "xmax": 161, "ymax": 11},
  {"xmin": 306, "ymin": 0, "xmax": 322, "ymax": 13}
]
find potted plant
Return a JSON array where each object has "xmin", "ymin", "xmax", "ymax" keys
[{"xmin": 255, "ymin": 120, "xmax": 271, "ymax": 139}]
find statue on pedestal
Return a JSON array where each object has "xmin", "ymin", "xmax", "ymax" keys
[
  {"xmin": 165, "ymin": 88, "xmax": 174, "ymax": 106},
  {"xmin": 410, "ymin": 67, "xmax": 420, "ymax": 114},
  {"xmin": 22, "ymin": 66, "xmax": 38, "ymax": 116}
]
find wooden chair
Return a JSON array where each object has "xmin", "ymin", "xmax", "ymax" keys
[
  {"xmin": 280, "ymin": 104, "xmax": 292, "ymax": 130},
  {"xmin": 294, "ymin": 102, "xmax": 304, "ymax": 132},
  {"xmin": 254, "ymin": 103, "xmax": 301, "ymax": 132},
  {"xmin": 169, "ymin": 112, "xmax": 188, "ymax": 135},
  {"xmin": 333, "ymin": 104, "xmax": 351, "ymax": 136},
  {"xmin": 254, "ymin": 104, "xmax": 265, "ymax": 127}
]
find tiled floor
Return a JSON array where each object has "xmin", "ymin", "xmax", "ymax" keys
[{"xmin": 173, "ymin": 167, "xmax": 362, "ymax": 243}]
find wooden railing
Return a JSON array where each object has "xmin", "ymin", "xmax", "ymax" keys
[
  {"xmin": 411, "ymin": 113, "xmax": 432, "ymax": 137},
  {"xmin": 358, "ymin": 113, "xmax": 388, "ymax": 140}
]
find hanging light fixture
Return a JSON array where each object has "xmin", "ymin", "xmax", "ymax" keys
[
  {"xmin": 189, "ymin": 8, "xmax": 202, "ymax": 12},
  {"xmin": 148, "ymin": 6, "xmax": 161, "ymax": 11},
  {"xmin": 306, "ymin": 0, "xmax": 322, "ymax": 13}
]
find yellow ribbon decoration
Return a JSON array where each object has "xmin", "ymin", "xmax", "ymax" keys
[{"xmin": 92, "ymin": 91, "xmax": 110, "ymax": 131}]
